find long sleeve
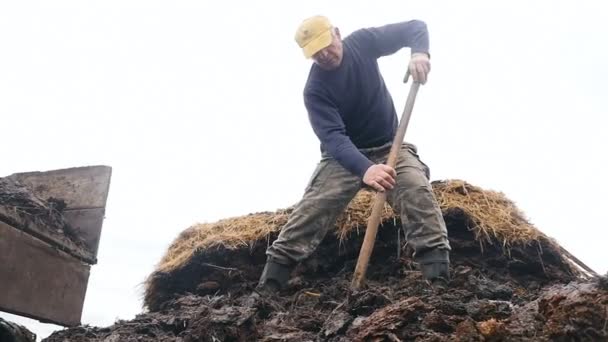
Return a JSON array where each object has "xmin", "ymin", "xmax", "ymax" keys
[
  {"xmin": 304, "ymin": 90, "xmax": 373, "ymax": 178},
  {"xmin": 355, "ymin": 20, "xmax": 430, "ymax": 58}
]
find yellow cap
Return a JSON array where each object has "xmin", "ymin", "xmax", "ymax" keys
[{"xmin": 294, "ymin": 16, "xmax": 333, "ymax": 58}]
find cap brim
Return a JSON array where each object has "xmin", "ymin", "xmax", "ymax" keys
[{"xmin": 302, "ymin": 29, "xmax": 332, "ymax": 58}]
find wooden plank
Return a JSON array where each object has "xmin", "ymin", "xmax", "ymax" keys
[
  {"xmin": 7, "ymin": 165, "xmax": 112, "ymax": 260},
  {"xmin": 0, "ymin": 207, "xmax": 95, "ymax": 264},
  {"xmin": 62, "ymin": 208, "xmax": 105, "ymax": 256},
  {"xmin": 0, "ymin": 222, "xmax": 90, "ymax": 326},
  {"xmin": 10, "ymin": 166, "xmax": 112, "ymax": 209}
]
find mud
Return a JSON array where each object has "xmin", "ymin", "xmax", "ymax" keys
[
  {"xmin": 43, "ymin": 208, "xmax": 607, "ymax": 341},
  {"xmin": 0, "ymin": 317, "xmax": 36, "ymax": 342}
]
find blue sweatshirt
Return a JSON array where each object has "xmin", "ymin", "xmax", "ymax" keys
[{"xmin": 303, "ymin": 20, "xmax": 430, "ymax": 178}]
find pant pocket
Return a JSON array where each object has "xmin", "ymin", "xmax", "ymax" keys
[{"xmin": 404, "ymin": 145, "xmax": 431, "ymax": 180}]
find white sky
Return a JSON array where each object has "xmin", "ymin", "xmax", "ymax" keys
[{"xmin": 1, "ymin": 1, "xmax": 606, "ymax": 340}]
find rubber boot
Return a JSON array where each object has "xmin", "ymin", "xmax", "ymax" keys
[
  {"xmin": 256, "ymin": 260, "xmax": 293, "ymax": 295},
  {"xmin": 421, "ymin": 262, "xmax": 450, "ymax": 290},
  {"xmin": 417, "ymin": 249, "xmax": 450, "ymax": 290},
  {"xmin": 245, "ymin": 260, "xmax": 293, "ymax": 308}
]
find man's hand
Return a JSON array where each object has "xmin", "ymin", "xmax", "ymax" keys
[
  {"xmin": 408, "ymin": 52, "xmax": 431, "ymax": 84},
  {"xmin": 363, "ymin": 164, "xmax": 397, "ymax": 192}
]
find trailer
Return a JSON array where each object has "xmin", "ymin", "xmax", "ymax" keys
[{"xmin": 0, "ymin": 165, "xmax": 111, "ymax": 327}]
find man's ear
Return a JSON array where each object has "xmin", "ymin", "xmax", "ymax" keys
[{"xmin": 334, "ymin": 27, "xmax": 341, "ymax": 39}]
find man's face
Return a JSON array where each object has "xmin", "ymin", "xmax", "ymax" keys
[{"xmin": 312, "ymin": 28, "xmax": 343, "ymax": 70}]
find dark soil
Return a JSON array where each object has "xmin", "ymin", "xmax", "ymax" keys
[
  {"xmin": 43, "ymin": 209, "xmax": 608, "ymax": 341},
  {"xmin": 0, "ymin": 317, "xmax": 36, "ymax": 342}
]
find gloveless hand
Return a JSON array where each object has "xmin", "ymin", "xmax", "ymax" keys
[
  {"xmin": 363, "ymin": 164, "xmax": 397, "ymax": 192},
  {"xmin": 408, "ymin": 53, "xmax": 431, "ymax": 84}
]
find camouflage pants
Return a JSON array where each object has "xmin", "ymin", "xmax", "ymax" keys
[{"xmin": 266, "ymin": 142, "xmax": 451, "ymax": 266}]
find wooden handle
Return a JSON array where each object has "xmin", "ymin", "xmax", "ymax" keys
[
  {"xmin": 403, "ymin": 69, "xmax": 411, "ymax": 83},
  {"xmin": 351, "ymin": 79, "xmax": 421, "ymax": 290}
]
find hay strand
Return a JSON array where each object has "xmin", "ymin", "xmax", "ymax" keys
[
  {"xmin": 151, "ymin": 179, "xmax": 556, "ymax": 277},
  {"xmin": 433, "ymin": 180, "xmax": 541, "ymax": 249},
  {"xmin": 155, "ymin": 210, "xmax": 290, "ymax": 274}
]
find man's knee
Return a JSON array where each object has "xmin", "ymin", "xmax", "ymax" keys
[
  {"xmin": 392, "ymin": 179, "xmax": 437, "ymax": 215},
  {"xmin": 395, "ymin": 165, "xmax": 431, "ymax": 190}
]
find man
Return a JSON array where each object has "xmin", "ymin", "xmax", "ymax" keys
[{"xmin": 257, "ymin": 16, "xmax": 451, "ymax": 293}]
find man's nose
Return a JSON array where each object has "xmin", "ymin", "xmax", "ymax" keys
[{"xmin": 318, "ymin": 49, "xmax": 329, "ymax": 59}]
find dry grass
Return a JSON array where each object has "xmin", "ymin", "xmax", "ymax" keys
[
  {"xmin": 156, "ymin": 210, "xmax": 290, "ymax": 274},
  {"xmin": 153, "ymin": 179, "xmax": 544, "ymax": 276},
  {"xmin": 335, "ymin": 190, "xmax": 395, "ymax": 240},
  {"xmin": 433, "ymin": 180, "xmax": 543, "ymax": 251}
]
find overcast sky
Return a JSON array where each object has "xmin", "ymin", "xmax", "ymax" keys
[{"xmin": 1, "ymin": 1, "xmax": 606, "ymax": 340}]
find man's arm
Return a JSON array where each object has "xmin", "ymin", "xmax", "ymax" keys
[
  {"xmin": 357, "ymin": 20, "xmax": 430, "ymax": 58},
  {"xmin": 304, "ymin": 91, "xmax": 373, "ymax": 179},
  {"xmin": 305, "ymin": 90, "xmax": 399, "ymax": 191}
]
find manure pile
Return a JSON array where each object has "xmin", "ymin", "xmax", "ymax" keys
[{"xmin": 44, "ymin": 180, "xmax": 607, "ymax": 341}]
